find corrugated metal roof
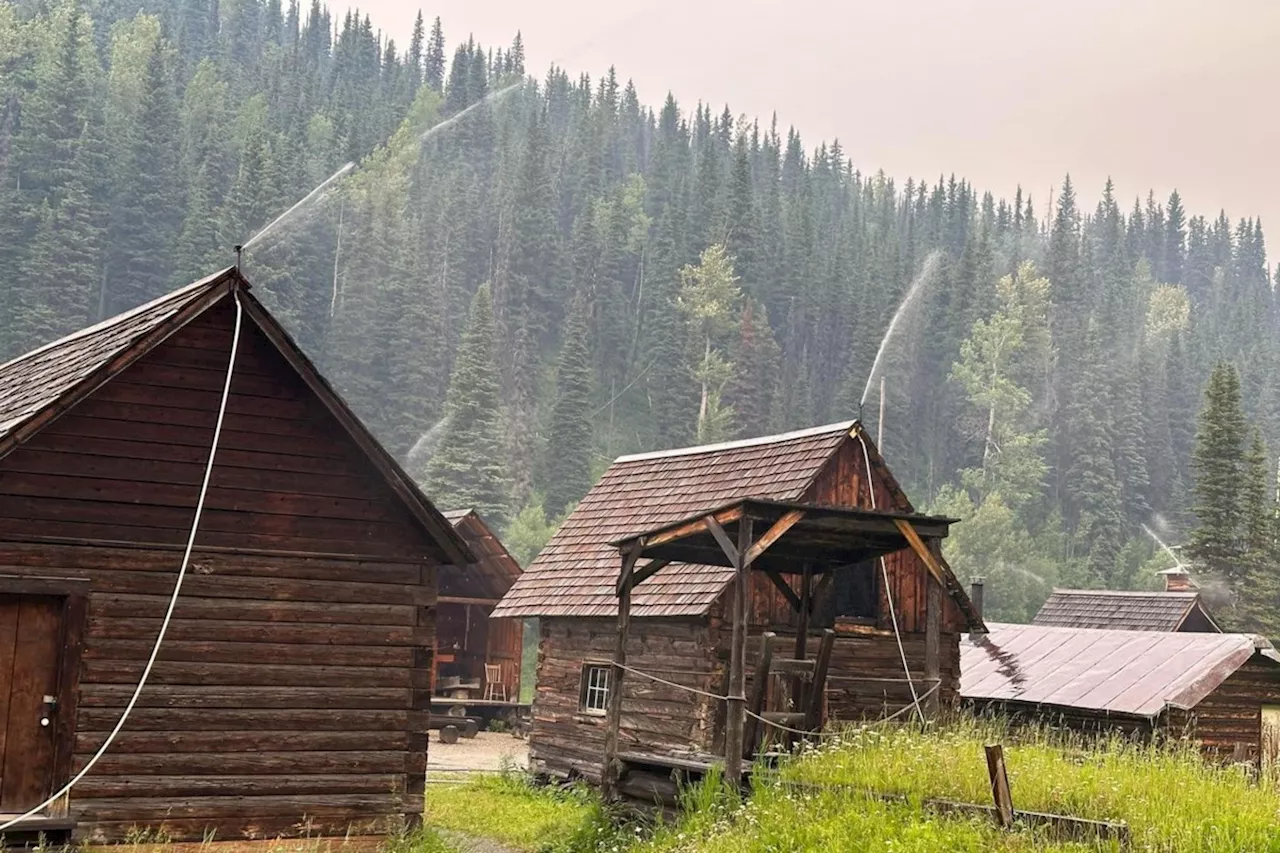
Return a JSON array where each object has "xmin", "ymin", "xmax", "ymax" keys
[
  {"xmin": 961, "ymin": 622, "xmax": 1270, "ymax": 718},
  {"xmin": 1032, "ymin": 589, "xmax": 1218, "ymax": 632},
  {"xmin": 491, "ymin": 421, "xmax": 856, "ymax": 619}
]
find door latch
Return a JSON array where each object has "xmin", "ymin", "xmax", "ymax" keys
[{"xmin": 40, "ymin": 694, "xmax": 56, "ymax": 728}]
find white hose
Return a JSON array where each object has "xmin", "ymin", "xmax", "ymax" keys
[
  {"xmin": 0, "ymin": 291, "xmax": 243, "ymax": 833},
  {"xmin": 856, "ymin": 432, "xmax": 925, "ymax": 725}
]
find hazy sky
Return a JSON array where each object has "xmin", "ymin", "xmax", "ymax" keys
[{"xmin": 356, "ymin": 0, "xmax": 1280, "ymax": 240}]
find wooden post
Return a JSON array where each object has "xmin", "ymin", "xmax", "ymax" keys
[
  {"xmin": 724, "ymin": 517, "xmax": 753, "ymax": 788},
  {"xmin": 743, "ymin": 632, "xmax": 776, "ymax": 758},
  {"xmin": 603, "ymin": 546, "xmax": 639, "ymax": 800},
  {"xmin": 924, "ymin": 539, "xmax": 942, "ymax": 717},
  {"xmin": 787, "ymin": 563, "xmax": 813, "ymax": 751},
  {"xmin": 985, "ymin": 744, "xmax": 1014, "ymax": 828},
  {"xmin": 804, "ymin": 629, "xmax": 836, "ymax": 732}
]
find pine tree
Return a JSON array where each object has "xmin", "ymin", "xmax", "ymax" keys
[
  {"xmin": 544, "ymin": 299, "xmax": 594, "ymax": 516},
  {"xmin": 724, "ymin": 299, "xmax": 780, "ymax": 438},
  {"xmin": 425, "ymin": 17, "xmax": 445, "ymax": 91},
  {"xmin": 1188, "ymin": 362, "xmax": 1249, "ymax": 583},
  {"xmin": 423, "ymin": 284, "xmax": 512, "ymax": 526}
]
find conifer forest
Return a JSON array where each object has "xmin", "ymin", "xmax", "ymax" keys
[{"xmin": 3, "ymin": 0, "xmax": 1279, "ymax": 633}]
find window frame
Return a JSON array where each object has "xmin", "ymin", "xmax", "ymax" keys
[{"xmin": 578, "ymin": 662, "xmax": 612, "ymax": 716}]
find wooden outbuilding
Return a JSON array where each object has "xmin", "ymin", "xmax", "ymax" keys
[
  {"xmin": 0, "ymin": 269, "xmax": 470, "ymax": 844},
  {"xmin": 962, "ymin": 623, "xmax": 1280, "ymax": 767},
  {"xmin": 1032, "ymin": 570, "xmax": 1221, "ymax": 633},
  {"xmin": 491, "ymin": 421, "xmax": 985, "ymax": 794},
  {"xmin": 436, "ymin": 509, "xmax": 523, "ymax": 708}
]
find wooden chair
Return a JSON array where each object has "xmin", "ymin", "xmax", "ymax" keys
[{"xmin": 483, "ymin": 663, "xmax": 507, "ymax": 701}]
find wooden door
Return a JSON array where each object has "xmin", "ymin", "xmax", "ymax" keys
[
  {"xmin": 0, "ymin": 595, "xmax": 63, "ymax": 812},
  {"xmin": 1262, "ymin": 706, "xmax": 1280, "ymax": 776}
]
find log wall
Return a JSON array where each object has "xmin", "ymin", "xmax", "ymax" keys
[
  {"xmin": 0, "ymin": 303, "xmax": 444, "ymax": 841},
  {"xmin": 1165, "ymin": 658, "xmax": 1280, "ymax": 763},
  {"xmin": 529, "ymin": 618, "xmax": 719, "ymax": 781}
]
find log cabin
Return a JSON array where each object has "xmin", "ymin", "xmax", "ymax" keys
[
  {"xmin": 0, "ymin": 268, "xmax": 471, "ymax": 844},
  {"xmin": 491, "ymin": 421, "xmax": 986, "ymax": 795},
  {"xmin": 1031, "ymin": 569, "xmax": 1222, "ymax": 632},
  {"xmin": 436, "ymin": 509, "xmax": 523, "ymax": 709},
  {"xmin": 961, "ymin": 623, "xmax": 1280, "ymax": 768}
]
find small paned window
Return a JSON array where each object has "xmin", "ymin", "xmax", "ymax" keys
[{"xmin": 579, "ymin": 663, "xmax": 611, "ymax": 714}]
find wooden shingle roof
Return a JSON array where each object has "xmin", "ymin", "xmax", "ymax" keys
[
  {"xmin": 0, "ymin": 267, "xmax": 471, "ymax": 565},
  {"xmin": 442, "ymin": 509, "xmax": 522, "ymax": 601},
  {"xmin": 491, "ymin": 422, "xmax": 856, "ymax": 618},
  {"xmin": 1032, "ymin": 589, "xmax": 1221, "ymax": 632}
]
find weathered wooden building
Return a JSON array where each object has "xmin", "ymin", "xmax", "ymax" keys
[
  {"xmin": 0, "ymin": 269, "xmax": 471, "ymax": 843},
  {"xmin": 437, "ymin": 509, "xmax": 523, "ymax": 704},
  {"xmin": 491, "ymin": 421, "xmax": 985, "ymax": 789},
  {"xmin": 1032, "ymin": 570, "xmax": 1221, "ymax": 632},
  {"xmin": 962, "ymin": 623, "xmax": 1280, "ymax": 766}
]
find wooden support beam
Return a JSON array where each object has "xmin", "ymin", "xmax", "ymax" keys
[
  {"xmin": 743, "ymin": 632, "xmax": 776, "ymax": 759},
  {"xmin": 985, "ymin": 744, "xmax": 1014, "ymax": 828},
  {"xmin": 705, "ymin": 515, "xmax": 739, "ymax": 567},
  {"xmin": 438, "ymin": 595, "xmax": 501, "ymax": 607},
  {"xmin": 764, "ymin": 569, "xmax": 802, "ymax": 612},
  {"xmin": 924, "ymin": 539, "xmax": 942, "ymax": 717},
  {"xmin": 804, "ymin": 629, "xmax": 835, "ymax": 733},
  {"xmin": 640, "ymin": 505, "xmax": 744, "ymax": 551},
  {"xmin": 893, "ymin": 518, "xmax": 949, "ymax": 588},
  {"xmin": 621, "ymin": 559, "xmax": 671, "ymax": 594},
  {"xmin": 724, "ymin": 516, "xmax": 753, "ymax": 788},
  {"xmin": 789, "ymin": 562, "xmax": 813, "ymax": 750},
  {"xmin": 743, "ymin": 509, "xmax": 806, "ymax": 567},
  {"xmin": 603, "ymin": 546, "xmax": 640, "ymax": 801}
]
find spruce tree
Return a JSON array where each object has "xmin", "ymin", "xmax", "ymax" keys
[
  {"xmin": 724, "ymin": 299, "xmax": 781, "ymax": 438},
  {"xmin": 423, "ymin": 284, "xmax": 512, "ymax": 526},
  {"xmin": 1188, "ymin": 362, "xmax": 1248, "ymax": 582},
  {"xmin": 543, "ymin": 299, "xmax": 594, "ymax": 516}
]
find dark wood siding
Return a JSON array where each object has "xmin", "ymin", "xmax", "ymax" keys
[
  {"xmin": 1166, "ymin": 660, "xmax": 1280, "ymax": 762},
  {"xmin": 0, "ymin": 301, "xmax": 442, "ymax": 842},
  {"xmin": 530, "ymin": 618, "xmax": 719, "ymax": 782}
]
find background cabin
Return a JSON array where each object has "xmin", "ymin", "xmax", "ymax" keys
[
  {"xmin": 1032, "ymin": 570, "xmax": 1221, "ymax": 633},
  {"xmin": 962, "ymin": 623, "xmax": 1280, "ymax": 767},
  {"xmin": 436, "ymin": 509, "xmax": 523, "ymax": 705},
  {"xmin": 492, "ymin": 421, "xmax": 984, "ymax": 786},
  {"xmin": 0, "ymin": 269, "xmax": 469, "ymax": 844}
]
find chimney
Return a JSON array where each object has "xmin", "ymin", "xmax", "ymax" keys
[
  {"xmin": 968, "ymin": 576, "xmax": 986, "ymax": 639},
  {"xmin": 1159, "ymin": 567, "xmax": 1195, "ymax": 593}
]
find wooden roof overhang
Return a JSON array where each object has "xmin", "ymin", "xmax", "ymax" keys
[{"xmin": 608, "ymin": 497, "xmax": 982, "ymax": 628}]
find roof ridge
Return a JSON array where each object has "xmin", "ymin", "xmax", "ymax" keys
[
  {"xmin": 0, "ymin": 267, "xmax": 233, "ymax": 373},
  {"xmin": 613, "ymin": 419, "xmax": 857, "ymax": 463},
  {"xmin": 1049, "ymin": 588, "xmax": 1196, "ymax": 597}
]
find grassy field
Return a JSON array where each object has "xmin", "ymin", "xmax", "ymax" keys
[{"xmin": 422, "ymin": 717, "xmax": 1280, "ymax": 852}]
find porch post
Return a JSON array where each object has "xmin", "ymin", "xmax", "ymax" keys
[
  {"xmin": 924, "ymin": 538, "xmax": 942, "ymax": 716},
  {"xmin": 724, "ymin": 516, "xmax": 754, "ymax": 787},
  {"xmin": 603, "ymin": 545, "xmax": 639, "ymax": 800}
]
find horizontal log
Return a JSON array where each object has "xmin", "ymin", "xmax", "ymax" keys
[
  {"xmin": 71, "ymin": 570, "xmax": 431, "ymax": 606},
  {"xmin": 75, "ymin": 793, "xmax": 410, "ymax": 822},
  {"xmin": 77, "ymin": 751, "xmax": 411, "ymax": 776},
  {"xmin": 86, "ymin": 618, "xmax": 431, "ymax": 646},
  {"xmin": 78, "ymin": 685, "xmax": 412, "ymax": 710},
  {"xmin": 76, "ymin": 730, "xmax": 412, "ymax": 754},
  {"xmin": 75, "ymin": 708, "xmax": 427, "ymax": 733},
  {"xmin": 80, "ymin": 660, "xmax": 414, "ymax": 688},
  {"xmin": 90, "ymin": 595, "xmax": 419, "ymax": 626},
  {"xmin": 83, "ymin": 638, "xmax": 413, "ymax": 668},
  {"xmin": 72, "ymin": 773, "xmax": 405, "ymax": 799}
]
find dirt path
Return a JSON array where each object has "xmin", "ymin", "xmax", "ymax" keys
[
  {"xmin": 436, "ymin": 829, "xmax": 523, "ymax": 853},
  {"xmin": 427, "ymin": 730, "xmax": 529, "ymax": 780}
]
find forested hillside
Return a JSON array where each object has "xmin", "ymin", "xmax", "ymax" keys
[{"xmin": 3, "ymin": 0, "xmax": 1278, "ymax": 628}]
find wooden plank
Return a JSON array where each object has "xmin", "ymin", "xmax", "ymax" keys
[
  {"xmin": 704, "ymin": 516, "xmax": 739, "ymax": 567},
  {"xmin": 77, "ymin": 685, "xmax": 412, "ymax": 710},
  {"xmin": 80, "ymin": 660, "xmax": 414, "ymax": 688},
  {"xmin": 0, "ymin": 599, "xmax": 18, "ymax": 792},
  {"xmin": 724, "ymin": 516, "xmax": 753, "ymax": 787},
  {"xmin": 743, "ymin": 632, "xmax": 776, "ymax": 757},
  {"xmin": 73, "ymin": 773, "xmax": 404, "ymax": 799},
  {"xmin": 438, "ymin": 595, "xmax": 499, "ymax": 607},
  {"xmin": 763, "ymin": 570, "xmax": 802, "ymax": 613},
  {"xmin": 985, "ymin": 743, "xmax": 1014, "ymax": 828},
  {"xmin": 805, "ymin": 629, "xmax": 835, "ymax": 732},
  {"xmin": 603, "ymin": 547, "xmax": 639, "ymax": 800},
  {"xmin": 51, "ymin": 591, "xmax": 87, "ymax": 816},
  {"xmin": 76, "ymin": 730, "xmax": 412, "ymax": 754},
  {"xmin": 638, "ymin": 505, "xmax": 744, "ymax": 552},
  {"xmin": 86, "ymin": 618, "xmax": 430, "ymax": 647},
  {"xmin": 770, "ymin": 658, "xmax": 816, "ymax": 678},
  {"xmin": 743, "ymin": 509, "xmax": 806, "ymax": 567},
  {"xmin": 84, "ymin": 639, "xmax": 413, "ymax": 668},
  {"xmin": 90, "ymin": 595, "xmax": 418, "ymax": 625},
  {"xmin": 625, "ymin": 559, "xmax": 670, "ymax": 594},
  {"xmin": 891, "ymin": 518, "xmax": 948, "ymax": 587},
  {"xmin": 77, "ymin": 751, "xmax": 410, "ymax": 776},
  {"xmin": 74, "ymin": 708, "xmax": 427, "ymax": 733},
  {"xmin": 925, "ymin": 575, "xmax": 942, "ymax": 716}
]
